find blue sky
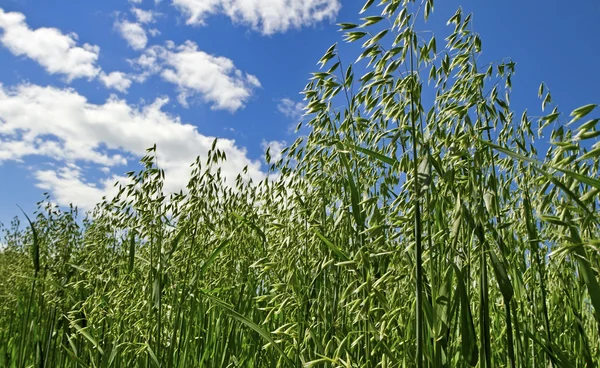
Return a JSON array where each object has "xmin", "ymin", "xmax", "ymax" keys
[{"xmin": 0, "ymin": 0, "xmax": 598, "ymax": 225}]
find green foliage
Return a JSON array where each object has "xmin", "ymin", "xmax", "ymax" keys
[{"xmin": 1, "ymin": 0, "xmax": 599, "ymax": 367}]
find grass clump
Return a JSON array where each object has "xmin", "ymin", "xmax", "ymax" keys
[{"xmin": 1, "ymin": 0, "xmax": 599, "ymax": 366}]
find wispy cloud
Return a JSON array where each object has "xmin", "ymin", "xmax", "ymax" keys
[
  {"xmin": 131, "ymin": 7, "xmax": 158, "ymax": 24},
  {"xmin": 172, "ymin": 0, "xmax": 341, "ymax": 35},
  {"xmin": 277, "ymin": 98, "xmax": 304, "ymax": 121}
]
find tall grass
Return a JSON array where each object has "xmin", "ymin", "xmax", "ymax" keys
[{"xmin": 1, "ymin": 0, "xmax": 599, "ymax": 366}]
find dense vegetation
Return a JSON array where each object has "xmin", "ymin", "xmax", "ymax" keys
[{"xmin": 1, "ymin": 0, "xmax": 599, "ymax": 366}]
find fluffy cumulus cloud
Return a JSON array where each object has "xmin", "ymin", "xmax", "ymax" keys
[
  {"xmin": 261, "ymin": 139, "xmax": 286, "ymax": 162},
  {"xmin": 0, "ymin": 83, "xmax": 266, "ymax": 209},
  {"xmin": 35, "ymin": 164, "xmax": 130, "ymax": 211},
  {"xmin": 135, "ymin": 41, "xmax": 260, "ymax": 111},
  {"xmin": 115, "ymin": 20, "xmax": 148, "ymax": 50},
  {"xmin": 172, "ymin": 0, "xmax": 341, "ymax": 35},
  {"xmin": 277, "ymin": 98, "xmax": 304, "ymax": 120},
  {"xmin": 99, "ymin": 71, "xmax": 133, "ymax": 92},
  {"xmin": 0, "ymin": 8, "xmax": 101, "ymax": 81},
  {"xmin": 131, "ymin": 7, "xmax": 158, "ymax": 24}
]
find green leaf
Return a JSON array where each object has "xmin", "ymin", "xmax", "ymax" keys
[
  {"xmin": 167, "ymin": 222, "xmax": 189, "ymax": 259},
  {"xmin": 564, "ymin": 212, "xmax": 600, "ymax": 325},
  {"xmin": 107, "ymin": 343, "xmax": 120, "ymax": 367},
  {"xmin": 72, "ymin": 323, "xmax": 103, "ymax": 355},
  {"xmin": 523, "ymin": 331, "xmax": 575, "ymax": 368},
  {"xmin": 18, "ymin": 206, "xmax": 39, "ymax": 276},
  {"xmin": 339, "ymin": 151, "xmax": 363, "ymax": 231},
  {"xmin": 199, "ymin": 239, "xmax": 231, "ymax": 277},
  {"xmin": 314, "ymin": 229, "xmax": 350, "ymax": 261},
  {"xmin": 145, "ymin": 344, "xmax": 160, "ymax": 368},
  {"xmin": 455, "ymin": 265, "xmax": 478, "ymax": 366},
  {"xmin": 488, "ymin": 249, "xmax": 513, "ymax": 301},
  {"xmin": 347, "ymin": 143, "xmax": 396, "ymax": 166},
  {"xmin": 199, "ymin": 291, "xmax": 295, "ymax": 367},
  {"xmin": 478, "ymin": 139, "xmax": 600, "ymax": 191}
]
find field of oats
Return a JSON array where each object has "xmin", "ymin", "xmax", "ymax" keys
[{"xmin": 1, "ymin": 0, "xmax": 599, "ymax": 367}]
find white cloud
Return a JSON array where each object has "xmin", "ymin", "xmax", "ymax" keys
[
  {"xmin": 135, "ymin": 41, "xmax": 260, "ymax": 112},
  {"xmin": 0, "ymin": 9, "xmax": 138, "ymax": 93},
  {"xmin": 0, "ymin": 8, "xmax": 100, "ymax": 81},
  {"xmin": 277, "ymin": 98, "xmax": 304, "ymax": 120},
  {"xmin": 172, "ymin": 0, "xmax": 341, "ymax": 35},
  {"xmin": 99, "ymin": 71, "xmax": 132, "ymax": 92},
  {"xmin": 35, "ymin": 164, "xmax": 129, "ymax": 211},
  {"xmin": 129, "ymin": 0, "xmax": 143, "ymax": 3},
  {"xmin": 131, "ymin": 7, "xmax": 158, "ymax": 24},
  {"xmin": 0, "ymin": 83, "xmax": 267, "ymax": 209},
  {"xmin": 261, "ymin": 140, "xmax": 286, "ymax": 163},
  {"xmin": 116, "ymin": 20, "xmax": 148, "ymax": 50}
]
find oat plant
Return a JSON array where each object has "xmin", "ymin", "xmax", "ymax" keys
[{"xmin": 1, "ymin": 0, "xmax": 599, "ymax": 367}]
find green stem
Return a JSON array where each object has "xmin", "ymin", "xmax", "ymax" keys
[{"xmin": 408, "ymin": 30, "xmax": 424, "ymax": 368}]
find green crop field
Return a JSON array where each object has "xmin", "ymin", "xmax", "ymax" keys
[{"xmin": 1, "ymin": 0, "xmax": 599, "ymax": 367}]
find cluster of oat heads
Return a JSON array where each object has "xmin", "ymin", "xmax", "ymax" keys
[{"xmin": 1, "ymin": 0, "xmax": 599, "ymax": 367}]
